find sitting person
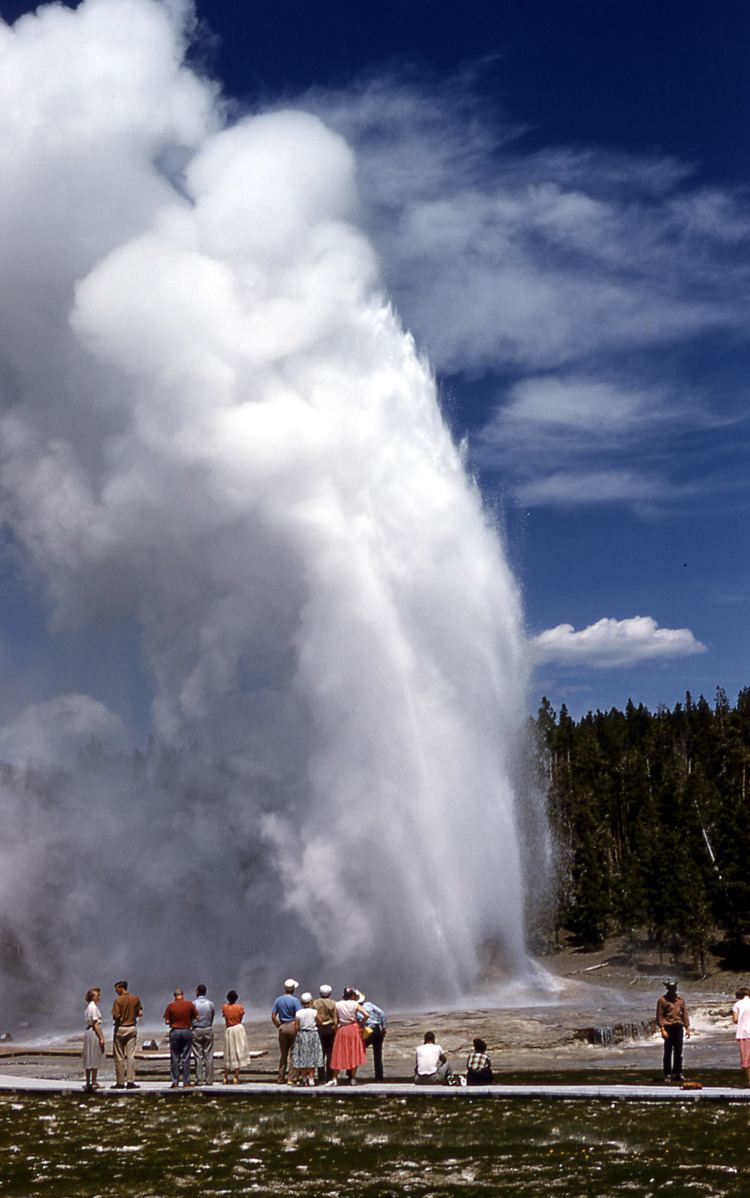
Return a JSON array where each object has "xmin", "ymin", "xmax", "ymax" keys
[
  {"xmin": 465, "ymin": 1037, "xmax": 493, "ymax": 1085},
  {"xmin": 414, "ymin": 1031, "xmax": 452, "ymax": 1085}
]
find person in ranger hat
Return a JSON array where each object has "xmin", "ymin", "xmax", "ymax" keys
[
  {"xmin": 271, "ymin": 978, "xmax": 301, "ymax": 1084},
  {"xmin": 656, "ymin": 977, "xmax": 691, "ymax": 1083}
]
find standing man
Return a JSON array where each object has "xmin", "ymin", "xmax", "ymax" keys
[
  {"xmin": 163, "ymin": 988, "xmax": 198, "ymax": 1089},
  {"xmin": 191, "ymin": 984, "xmax": 215, "ymax": 1086},
  {"xmin": 360, "ymin": 995, "xmax": 388, "ymax": 1081},
  {"xmin": 731, "ymin": 986, "xmax": 750, "ymax": 1087},
  {"xmin": 312, "ymin": 984, "xmax": 337, "ymax": 1083},
  {"xmin": 111, "ymin": 979, "xmax": 143, "ymax": 1089},
  {"xmin": 656, "ymin": 977, "xmax": 691, "ymax": 1083},
  {"xmin": 271, "ymin": 978, "xmax": 301, "ymax": 1084}
]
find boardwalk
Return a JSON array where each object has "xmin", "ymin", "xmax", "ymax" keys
[{"xmin": 2, "ymin": 1074, "xmax": 749, "ymax": 1101}]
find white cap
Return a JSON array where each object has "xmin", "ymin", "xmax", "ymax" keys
[
  {"xmin": 284, "ymin": 978, "xmax": 299, "ymax": 991},
  {"xmin": 301, "ymin": 991, "xmax": 312, "ymax": 1003},
  {"xmin": 319, "ymin": 984, "xmax": 332, "ymax": 997}
]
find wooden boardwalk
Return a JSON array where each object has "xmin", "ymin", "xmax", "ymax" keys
[{"xmin": 2, "ymin": 1075, "xmax": 749, "ymax": 1101}]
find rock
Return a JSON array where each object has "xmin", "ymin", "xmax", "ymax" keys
[
  {"xmin": 0, "ymin": 1032, "xmax": 12, "ymax": 1042},
  {"xmin": 142, "ymin": 1039, "xmax": 161, "ymax": 1051}
]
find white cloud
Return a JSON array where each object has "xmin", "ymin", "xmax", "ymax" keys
[
  {"xmin": 304, "ymin": 74, "xmax": 750, "ymax": 513},
  {"xmin": 306, "ymin": 74, "xmax": 749, "ymax": 377},
  {"xmin": 517, "ymin": 470, "xmax": 668, "ymax": 507},
  {"xmin": 530, "ymin": 616, "xmax": 707, "ymax": 669}
]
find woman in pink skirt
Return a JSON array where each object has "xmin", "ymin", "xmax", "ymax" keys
[{"xmin": 325, "ymin": 987, "xmax": 369, "ymax": 1086}]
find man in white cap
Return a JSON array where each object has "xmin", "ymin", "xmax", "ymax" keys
[
  {"xmin": 271, "ymin": 979, "xmax": 301, "ymax": 1084},
  {"xmin": 312, "ymin": 984, "xmax": 338, "ymax": 1082}
]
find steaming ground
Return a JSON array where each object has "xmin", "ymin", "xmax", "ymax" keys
[{"xmin": 0, "ymin": 0, "xmax": 533, "ymax": 1018}]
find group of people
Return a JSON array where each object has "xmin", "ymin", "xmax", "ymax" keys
[
  {"xmin": 414, "ymin": 1033, "xmax": 493, "ymax": 1086},
  {"xmin": 81, "ymin": 978, "xmax": 389, "ymax": 1090},
  {"xmin": 81, "ymin": 975, "xmax": 750, "ymax": 1092},
  {"xmin": 271, "ymin": 979, "xmax": 386, "ymax": 1086}
]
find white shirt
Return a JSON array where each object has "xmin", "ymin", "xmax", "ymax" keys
[
  {"xmin": 85, "ymin": 1001, "xmax": 102, "ymax": 1029},
  {"xmin": 415, "ymin": 1042, "xmax": 444, "ymax": 1074},
  {"xmin": 733, "ymin": 996, "xmax": 750, "ymax": 1038},
  {"xmin": 296, "ymin": 1007, "xmax": 318, "ymax": 1031}
]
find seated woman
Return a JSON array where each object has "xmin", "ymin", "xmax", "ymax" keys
[{"xmin": 465, "ymin": 1037, "xmax": 493, "ymax": 1085}]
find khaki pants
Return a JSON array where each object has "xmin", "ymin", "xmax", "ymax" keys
[
  {"xmin": 277, "ymin": 1022, "xmax": 297, "ymax": 1083},
  {"xmin": 113, "ymin": 1025, "xmax": 138, "ymax": 1084}
]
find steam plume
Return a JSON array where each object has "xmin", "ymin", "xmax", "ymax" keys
[{"xmin": 0, "ymin": 0, "xmax": 529, "ymax": 1015}]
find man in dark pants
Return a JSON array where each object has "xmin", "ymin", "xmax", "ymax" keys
[
  {"xmin": 360, "ymin": 995, "xmax": 387, "ymax": 1081},
  {"xmin": 656, "ymin": 977, "xmax": 690, "ymax": 1083},
  {"xmin": 312, "ymin": 984, "xmax": 337, "ymax": 1083},
  {"xmin": 163, "ymin": 988, "xmax": 198, "ymax": 1088}
]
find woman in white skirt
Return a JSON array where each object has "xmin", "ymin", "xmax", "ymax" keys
[
  {"xmin": 82, "ymin": 987, "xmax": 106, "ymax": 1090},
  {"xmin": 291, "ymin": 992, "xmax": 324, "ymax": 1086},
  {"xmin": 221, "ymin": 989, "xmax": 249, "ymax": 1084}
]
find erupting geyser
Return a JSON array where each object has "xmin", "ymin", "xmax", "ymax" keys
[{"xmin": 0, "ymin": 0, "xmax": 530, "ymax": 1015}]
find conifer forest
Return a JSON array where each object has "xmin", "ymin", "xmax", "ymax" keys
[{"xmin": 532, "ymin": 689, "xmax": 750, "ymax": 971}]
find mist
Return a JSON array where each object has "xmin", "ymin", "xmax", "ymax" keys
[{"xmin": 0, "ymin": 0, "xmax": 531, "ymax": 1021}]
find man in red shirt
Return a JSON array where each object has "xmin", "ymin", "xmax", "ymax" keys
[{"xmin": 163, "ymin": 989, "xmax": 198, "ymax": 1088}]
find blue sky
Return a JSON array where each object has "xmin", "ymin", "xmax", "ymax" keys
[{"xmin": 2, "ymin": 0, "xmax": 749, "ymax": 721}]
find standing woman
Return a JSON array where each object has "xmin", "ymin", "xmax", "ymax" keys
[
  {"xmin": 291, "ymin": 992, "xmax": 324, "ymax": 1086},
  {"xmin": 325, "ymin": 987, "xmax": 369, "ymax": 1086},
  {"xmin": 82, "ymin": 987, "xmax": 106, "ymax": 1091},
  {"xmin": 222, "ymin": 989, "xmax": 249, "ymax": 1084}
]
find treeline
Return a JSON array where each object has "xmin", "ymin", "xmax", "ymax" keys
[{"xmin": 532, "ymin": 688, "xmax": 750, "ymax": 969}]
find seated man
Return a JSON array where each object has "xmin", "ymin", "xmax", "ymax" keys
[
  {"xmin": 465, "ymin": 1037, "xmax": 493, "ymax": 1085},
  {"xmin": 414, "ymin": 1031, "xmax": 452, "ymax": 1085}
]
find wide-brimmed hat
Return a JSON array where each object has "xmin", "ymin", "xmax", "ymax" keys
[{"xmin": 664, "ymin": 977, "xmax": 678, "ymax": 987}]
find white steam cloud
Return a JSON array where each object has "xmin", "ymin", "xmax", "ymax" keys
[{"xmin": 0, "ymin": 0, "xmax": 530, "ymax": 1016}]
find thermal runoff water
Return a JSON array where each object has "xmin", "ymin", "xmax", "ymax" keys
[{"xmin": 0, "ymin": 0, "xmax": 530, "ymax": 1012}]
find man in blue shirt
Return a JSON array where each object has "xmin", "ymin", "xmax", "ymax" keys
[
  {"xmin": 191, "ymin": 984, "xmax": 215, "ymax": 1085},
  {"xmin": 360, "ymin": 995, "xmax": 388, "ymax": 1081},
  {"xmin": 271, "ymin": 978, "xmax": 301, "ymax": 1084}
]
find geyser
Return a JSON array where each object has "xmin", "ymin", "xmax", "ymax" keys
[{"xmin": 0, "ymin": 0, "xmax": 530, "ymax": 1016}]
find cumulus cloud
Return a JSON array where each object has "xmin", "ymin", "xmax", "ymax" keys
[
  {"xmin": 530, "ymin": 616, "xmax": 707, "ymax": 669},
  {"xmin": 0, "ymin": 0, "xmax": 531, "ymax": 1011}
]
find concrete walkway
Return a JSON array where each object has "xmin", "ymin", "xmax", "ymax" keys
[{"xmin": 2, "ymin": 1075, "xmax": 749, "ymax": 1101}]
